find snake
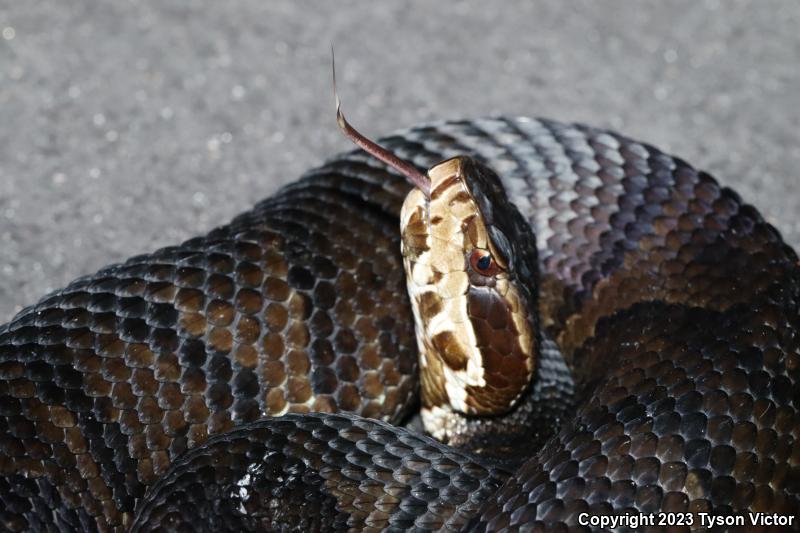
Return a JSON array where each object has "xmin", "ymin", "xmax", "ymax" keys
[{"xmin": 1, "ymin": 104, "xmax": 799, "ymax": 532}]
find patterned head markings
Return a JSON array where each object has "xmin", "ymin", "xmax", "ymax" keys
[{"xmin": 400, "ymin": 157, "xmax": 540, "ymax": 423}]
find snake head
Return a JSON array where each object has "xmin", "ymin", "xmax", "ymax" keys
[
  {"xmin": 330, "ymin": 78, "xmax": 538, "ymax": 434},
  {"xmin": 400, "ymin": 156, "xmax": 539, "ymax": 429}
]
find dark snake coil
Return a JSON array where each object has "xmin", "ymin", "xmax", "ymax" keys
[{"xmin": 0, "ymin": 117, "xmax": 798, "ymax": 532}]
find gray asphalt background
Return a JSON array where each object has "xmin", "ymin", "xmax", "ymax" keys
[{"xmin": 0, "ymin": 1, "xmax": 798, "ymax": 322}]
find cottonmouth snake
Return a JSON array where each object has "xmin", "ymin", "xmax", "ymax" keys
[{"xmin": 0, "ymin": 116, "xmax": 798, "ymax": 531}]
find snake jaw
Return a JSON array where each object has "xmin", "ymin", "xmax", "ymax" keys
[{"xmin": 400, "ymin": 156, "xmax": 540, "ymax": 439}]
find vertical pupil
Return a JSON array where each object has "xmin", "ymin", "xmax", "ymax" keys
[{"xmin": 477, "ymin": 254, "xmax": 491, "ymax": 271}]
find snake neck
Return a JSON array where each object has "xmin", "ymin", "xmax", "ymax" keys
[{"xmin": 412, "ymin": 335, "xmax": 574, "ymax": 461}]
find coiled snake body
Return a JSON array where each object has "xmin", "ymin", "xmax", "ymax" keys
[{"xmin": 0, "ymin": 117, "xmax": 798, "ymax": 532}]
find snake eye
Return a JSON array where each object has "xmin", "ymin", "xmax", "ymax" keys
[{"xmin": 469, "ymin": 248, "xmax": 500, "ymax": 276}]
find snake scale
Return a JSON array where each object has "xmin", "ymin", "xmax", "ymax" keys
[{"xmin": 1, "ymin": 116, "xmax": 798, "ymax": 532}]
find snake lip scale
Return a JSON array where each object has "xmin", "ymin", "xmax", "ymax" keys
[{"xmin": 0, "ymin": 115, "xmax": 798, "ymax": 532}]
